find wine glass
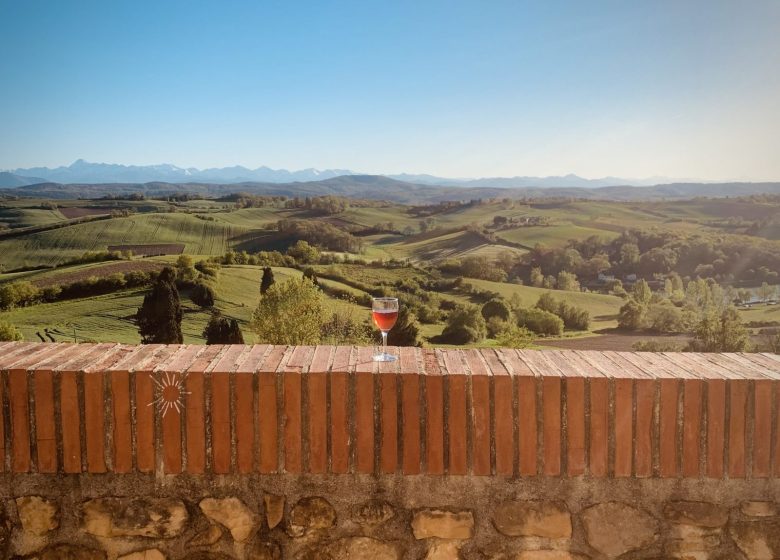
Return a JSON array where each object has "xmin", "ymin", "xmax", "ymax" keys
[{"xmin": 372, "ymin": 297, "xmax": 399, "ymax": 362}]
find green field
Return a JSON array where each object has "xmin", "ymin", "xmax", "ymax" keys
[
  {"xmin": 0, "ymin": 264, "xmax": 370, "ymax": 344},
  {"xmin": 0, "ymin": 212, "xmax": 264, "ymax": 269},
  {"xmin": 2, "ymin": 194, "xmax": 779, "ymax": 351}
]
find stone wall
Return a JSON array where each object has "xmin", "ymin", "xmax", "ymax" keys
[{"xmin": 0, "ymin": 342, "xmax": 779, "ymax": 559}]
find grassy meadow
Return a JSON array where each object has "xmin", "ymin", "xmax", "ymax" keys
[{"xmin": 2, "ymin": 194, "xmax": 779, "ymax": 349}]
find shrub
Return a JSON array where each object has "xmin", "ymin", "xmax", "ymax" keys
[
  {"xmin": 496, "ymin": 324, "xmax": 534, "ymax": 348},
  {"xmin": 481, "ymin": 298, "xmax": 511, "ymax": 322},
  {"xmin": 534, "ymin": 293, "xmax": 590, "ymax": 330},
  {"xmin": 439, "ymin": 305, "xmax": 487, "ymax": 344},
  {"xmin": 387, "ymin": 306, "xmax": 422, "ymax": 347},
  {"xmin": 0, "ymin": 281, "xmax": 41, "ymax": 310},
  {"xmin": 0, "ymin": 320, "xmax": 23, "ymax": 341},
  {"xmin": 515, "ymin": 307, "xmax": 564, "ymax": 336},
  {"xmin": 251, "ymin": 277, "xmax": 324, "ymax": 344},
  {"xmin": 191, "ymin": 282, "xmax": 216, "ymax": 307},
  {"xmin": 618, "ymin": 300, "xmax": 646, "ymax": 330}
]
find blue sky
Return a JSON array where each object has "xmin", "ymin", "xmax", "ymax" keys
[{"xmin": 1, "ymin": 0, "xmax": 779, "ymax": 180}]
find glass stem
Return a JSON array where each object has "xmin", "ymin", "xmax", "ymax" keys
[{"xmin": 382, "ymin": 331, "xmax": 388, "ymax": 356}]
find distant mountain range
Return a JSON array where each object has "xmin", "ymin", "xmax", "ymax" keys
[
  {"xmin": 2, "ymin": 159, "xmax": 697, "ymax": 189},
  {"xmin": 4, "ymin": 175, "xmax": 780, "ymax": 204}
]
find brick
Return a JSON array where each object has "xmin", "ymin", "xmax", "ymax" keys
[
  {"xmin": 182, "ymin": 345, "xmax": 223, "ymax": 475},
  {"xmin": 380, "ymin": 364, "xmax": 398, "ymax": 474},
  {"xmin": 158, "ymin": 345, "xmax": 204, "ymax": 475},
  {"xmin": 84, "ymin": 371, "xmax": 106, "ymax": 473},
  {"xmin": 659, "ymin": 378, "xmax": 679, "ymax": 477},
  {"xmin": 775, "ymin": 383, "xmax": 780, "ymax": 478},
  {"xmin": 448, "ymin": 371, "xmax": 468, "ymax": 475},
  {"xmin": 330, "ymin": 345, "xmax": 352, "ymax": 474},
  {"xmin": 424, "ymin": 349, "xmax": 444, "ymax": 475},
  {"xmin": 33, "ymin": 369, "xmax": 57, "ymax": 473},
  {"xmin": 466, "ymin": 350, "xmax": 491, "ymax": 476},
  {"xmin": 566, "ymin": 377, "xmax": 586, "ymax": 476},
  {"xmin": 753, "ymin": 380, "xmax": 772, "ymax": 478},
  {"xmin": 259, "ymin": 345, "xmax": 286, "ymax": 473},
  {"xmin": 308, "ymin": 369, "xmax": 327, "ymax": 474},
  {"xmin": 517, "ymin": 375, "xmax": 537, "ymax": 476},
  {"xmin": 634, "ymin": 379, "xmax": 654, "ymax": 478},
  {"xmin": 355, "ymin": 346, "xmax": 375, "ymax": 474},
  {"xmin": 283, "ymin": 370, "xmax": 302, "ymax": 473},
  {"xmin": 481, "ymin": 350, "xmax": 512, "ymax": 476},
  {"xmin": 706, "ymin": 379, "xmax": 727, "ymax": 478},
  {"xmin": 542, "ymin": 376, "xmax": 561, "ymax": 476},
  {"xmin": 235, "ymin": 371, "xmax": 254, "ymax": 473},
  {"xmin": 60, "ymin": 370, "xmax": 81, "ymax": 473},
  {"xmin": 400, "ymin": 348, "xmax": 421, "ymax": 475},
  {"xmin": 135, "ymin": 371, "xmax": 155, "ymax": 473},
  {"xmin": 614, "ymin": 378, "xmax": 632, "ymax": 477},
  {"xmin": 590, "ymin": 377, "xmax": 609, "ymax": 477},
  {"xmin": 9, "ymin": 369, "xmax": 31, "ymax": 472},
  {"xmin": 682, "ymin": 379, "xmax": 703, "ymax": 477},
  {"xmin": 728, "ymin": 380, "xmax": 748, "ymax": 478},
  {"xmin": 211, "ymin": 370, "xmax": 231, "ymax": 473},
  {"xmin": 111, "ymin": 370, "xmax": 132, "ymax": 473},
  {"xmin": 185, "ymin": 370, "xmax": 206, "ymax": 473}
]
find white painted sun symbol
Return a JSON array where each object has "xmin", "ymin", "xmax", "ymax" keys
[{"xmin": 149, "ymin": 372, "xmax": 190, "ymax": 417}]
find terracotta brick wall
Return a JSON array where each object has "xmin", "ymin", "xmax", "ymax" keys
[{"xmin": 0, "ymin": 341, "xmax": 779, "ymax": 479}]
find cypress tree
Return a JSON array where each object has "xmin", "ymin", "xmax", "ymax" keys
[
  {"xmin": 203, "ymin": 311, "xmax": 245, "ymax": 344},
  {"xmin": 387, "ymin": 306, "xmax": 421, "ymax": 347},
  {"xmin": 260, "ymin": 267, "xmax": 275, "ymax": 294},
  {"xmin": 136, "ymin": 267, "xmax": 183, "ymax": 344}
]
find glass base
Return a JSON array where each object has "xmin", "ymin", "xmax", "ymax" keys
[{"xmin": 373, "ymin": 352, "xmax": 398, "ymax": 362}]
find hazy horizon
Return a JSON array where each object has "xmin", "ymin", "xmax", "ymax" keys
[{"xmin": 2, "ymin": 0, "xmax": 779, "ymax": 181}]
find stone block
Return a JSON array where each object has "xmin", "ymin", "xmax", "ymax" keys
[
  {"xmin": 412, "ymin": 510, "xmax": 474, "ymax": 540},
  {"xmin": 424, "ymin": 539, "xmax": 461, "ymax": 560},
  {"xmin": 263, "ymin": 494, "xmax": 285, "ymax": 529},
  {"xmin": 16, "ymin": 496, "xmax": 59, "ymax": 536},
  {"xmin": 740, "ymin": 502, "xmax": 778, "ymax": 517},
  {"xmin": 188, "ymin": 524, "xmax": 223, "ymax": 546},
  {"xmin": 730, "ymin": 520, "xmax": 780, "ymax": 560},
  {"xmin": 513, "ymin": 552, "xmax": 589, "ymax": 560},
  {"xmin": 81, "ymin": 498, "xmax": 188, "ymax": 538},
  {"xmin": 199, "ymin": 497, "xmax": 260, "ymax": 543},
  {"xmin": 493, "ymin": 501, "xmax": 571, "ymax": 538},
  {"xmin": 580, "ymin": 502, "xmax": 657, "ymax": 558},
  {"xmin": 356, "ymin": 500, "xmax": 395, "ymax": 527},
  {"xmin": 298, "ymin": 537, "xmax": 400, "ymax": 560},
  {"xmin": 118, "ymin": 550, "xmax": 166, "ymax": 560},
  {"xmin": 664, "ymin": 502, "xmax": 728, "ymax": 528},
  {"xmin": 288, "ymin": 496, "xmax": 336, "ymax": 537},
  {"xmin": 26, "ymin": 544, "xmax": 106, "ymax": 560},
  {"xmin": 248, "ymin": 540, "xmax": 282, "ymax": 560}
]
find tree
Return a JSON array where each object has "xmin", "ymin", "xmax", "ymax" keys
[
  {"xmin": 286, "ymin": 240, "xmax": 320, "ymax": 264},
  {"xmin": 632, "ymin": 279, "xmax": 653, "ymax": 305},
  {"xmin": 556, "ymin": 271, "xmax": 580, "ymax": 292},
  {"xmin": 688, "ymin": 306, "xmax": 750, "ymax": 352},
  {"xmin": 260, "ymin": 267, "xmax": 275, "ymax": 294},
  {"xmin": 0, "ymin": 320, "xmax": 23, "ymax": 342},
  {"xmin": 496, "ymin": 324, "xmax": 534, "ymax": 348},
  {"xmin": 440, "ymin": 305, "xmax": 487, "ymax": 344},
  {"xmin": 481, "ymin": 298, "xmax": 511, "ymax": 321},
  {"xmin": 758, "ymin": 282, "xmax": 776, "ymax": 302},
  {"xmin": 530, "ymin": 267, "xmax": 544, "ymax": 287},
  {"xmin": 387, "ymin": 306, "xmax": 421, "ymax": 346},
  {"xmin": 175, "ymin": 254, "xmax": 197, "ymax": 283},
  {"xmin": 618, "ymin": 300, "xmax": 646, "ymax": 330},
  {"xmin": 251, "ymin": 278, "xmax": 324, "ymax": 344},
  {"xmin": 136, "ymin": 267, "xmax": 183, "ymax": 344},
  {"xmin": 303, "ymin": 267, "xmax": 320, "ymax": 286},
  {"xmin": 203, "ymin": 312, "xmax": 245, "ymax": 344}
]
